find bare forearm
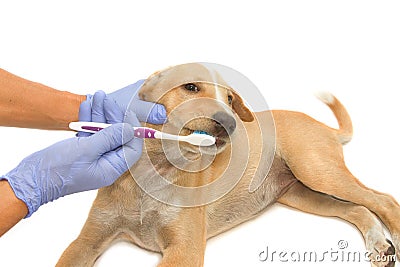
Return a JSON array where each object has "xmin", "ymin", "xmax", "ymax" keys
[
  {"xmin": 0, "ymin": 180, "xmax": 28, "ymax": 237},
  {"xmin": 0, "ymin": 68, "xmax": 86, "ymax": 130}
]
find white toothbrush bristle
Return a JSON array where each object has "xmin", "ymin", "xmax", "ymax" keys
[{"xmin": 186, "ymin": 133, "xmax": 216, "ymax": 146}]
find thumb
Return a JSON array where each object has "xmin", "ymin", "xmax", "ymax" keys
[
  {"xmin": 122, "ymin": 110, "xmax": 143, "ymax": 168},
  {"xmin": 131, "ymin": 99, "xmax": 167, "ymax": 124},
  {"xmin": 85, "ymin": 123, "xmax": 135, "ymax": 157}
]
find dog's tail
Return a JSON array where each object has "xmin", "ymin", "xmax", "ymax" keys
[{"xmin": 315, "ymin": 92, "xmax": 353, "ymax": 144}]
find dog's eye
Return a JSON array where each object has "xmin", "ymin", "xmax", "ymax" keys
[
  {"xmin": 228, "ymin": 95, "xmax": 233, "ymax": 105},
  {"xmin": 184, "ymin": 83, "xmax": 199, "ymax": 92}
]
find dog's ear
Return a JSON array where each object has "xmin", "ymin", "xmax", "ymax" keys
[
  {"xmin": 138, "ymin": 66, "xmax": 180, "ymax": 102},
  {"xmin": 232, "ymin": 91, "xmax": 254, "ymax": 122},
  {"xmin": 138, "ymin": 70, "xmax": 164, "ymax": 102}
]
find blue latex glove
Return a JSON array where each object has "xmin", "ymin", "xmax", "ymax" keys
[
  {"xmin": 108, "ymin": 80, "xmax": 167, "ymax": 124},
  {"xmin": 78, "ymin": 81, "xmax": 167, "ymax": 137},
  {"xmin": 78, "ymin": 90, "xmax": 125, "ymax": 137},
  {"xmin": 1, "ymin": 109, "xmax": 141, "ymax": 217},
  {"xmin": 83, "ymin": 80, "xmax": 167, "ymax": 125}
]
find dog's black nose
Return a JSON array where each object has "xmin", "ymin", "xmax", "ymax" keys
[{"xmin": 212, "ymin": 112, "xmax": 236, "ymax": 135}]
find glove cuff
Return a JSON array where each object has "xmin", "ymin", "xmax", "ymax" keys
[
  {"xmin": 0, "ymin": 173, "xmax": 40, "ymax": 218},
  {"xmin": 86, "ymin": 93, "xmax": 93, "ymax": 103}
]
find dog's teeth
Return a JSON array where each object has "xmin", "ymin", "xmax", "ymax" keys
[{"xmin": 193, "ymin": 130, "xmax": 211, "ymax": 136}]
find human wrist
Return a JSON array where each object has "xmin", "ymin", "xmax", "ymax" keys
[
  {"xmin": 39, "ymin": 90, "xmax": 86, "ymax": 130},
  {"xmin": 0, "ymin": 179, "xmax": 29, "ymax": 218},
  {"xmin": 0, "ymin": 180, "xmax": 28, "ymax": 236},
  {"xmin": 1, "ymin": 161, "xmax": 43, "ymax": 218},
  {"xmin": 61, "ymin": 91, "xmax": 87, "ymax": 125}
]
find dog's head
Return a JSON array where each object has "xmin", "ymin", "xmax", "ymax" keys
[{"xmin": 139, "ymin": 63, "xmax": 254, "ymax": 154}]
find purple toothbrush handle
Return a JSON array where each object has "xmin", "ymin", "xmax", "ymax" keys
[
  {"xmin": 134, "ymin": 128, "xmax": 156, "ymax": 139},
  {"xmin": 81, "ymin": 126, "xmax": 104, "ymax": 132}
]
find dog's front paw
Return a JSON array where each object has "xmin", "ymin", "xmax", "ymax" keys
[{"xmin": 367, "ymin": 238, "xmax": 396, "ymax": 267}]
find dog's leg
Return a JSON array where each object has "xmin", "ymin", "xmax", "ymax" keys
[
  {"xmin": 156, "ymin": 207, "xmax": 207, "ymax": 267},
  {"xmin": 287, "ymin": 157, "xmax": 400, "ymax": 260},
  {"xmin": 276, "ymin": 117, "xmax": 400, "ymax": 261},
  {"xmin": 56, "ymin": 208, "xmax": 117, "ymax": 267},
  {"xmin": 278, "ymin": 182, "xmax": 396, "ymax": 267}
]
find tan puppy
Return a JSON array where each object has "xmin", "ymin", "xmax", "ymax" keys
[{"xmin": 57, "ymin": 63, "xmax": 399, "ymax": 267}]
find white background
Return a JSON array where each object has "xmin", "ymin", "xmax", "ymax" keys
[{"xmin": 0, "ymin": 1, "xmax": 399, "ymax": 266}]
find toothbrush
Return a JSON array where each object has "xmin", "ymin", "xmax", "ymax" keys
[{"xmin": 69, "ymin": 121, "xmax": 216, "ymax": 146}]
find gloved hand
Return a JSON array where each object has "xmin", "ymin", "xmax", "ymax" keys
[
  {"xmin": 2, "ymin": 108, "xmax": 141, "ymax": 217},
  {"xmin": 108, "ymin": 80, "xmax": 167, "ymax": 124},
  {"xmin": 84, "ymin": 80, "xmax": 167, "ymax": 125},
  {"xmin": 77, "ymin": 90, "xmax": 125, "ymax": 137}
]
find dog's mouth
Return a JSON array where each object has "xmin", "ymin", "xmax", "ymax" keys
[{"xmin": 182, "ymin": 127, "xmax": 228, "ymax": 149}]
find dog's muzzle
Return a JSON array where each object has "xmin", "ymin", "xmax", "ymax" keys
[{"xmin": 212, "ymin": 111, "xmax": 236, "ymax": 136}]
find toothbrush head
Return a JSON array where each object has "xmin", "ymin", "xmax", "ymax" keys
[{"xmin": 187, "ymin": 131, "xmax": 216, "ymax": 146}]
